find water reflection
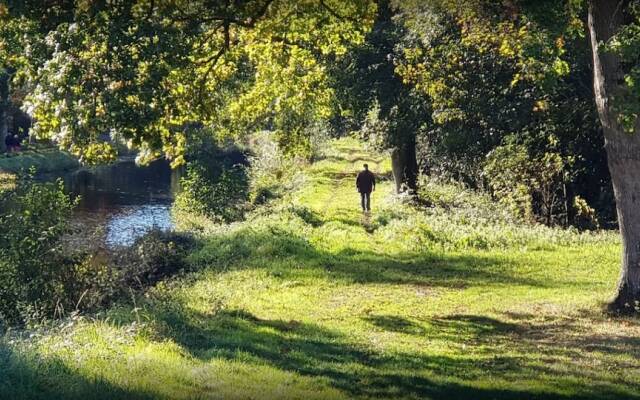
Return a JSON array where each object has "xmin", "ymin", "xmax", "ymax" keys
[
  {"xmin": 42, "ymin": 158, "xmax": 181, "ymax": 247},
  {"xmin": 105, "ymin": 204, "xmax": 173, "ymax": 247},
  {"xmin": 66, "ymin": 158, "xmax": 180, "ymax": 211}
]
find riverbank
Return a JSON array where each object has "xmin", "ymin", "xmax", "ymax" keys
[
  {"xmin": 1, "ymin": 138, "xmax": 639, "ymax": 400},
  {"xmin": 0, "ymin": 147, "xmax": 79, "ymax": 174}
]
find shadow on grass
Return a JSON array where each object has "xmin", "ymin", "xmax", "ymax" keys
[
  {"xmin": 287, "ymin": 205, "xmax": 325, "ymax": 227},
  {"xmin": 4, "ymin": 207, "xmax": 634, "ymax": 399},
  {"xmin": 364, "ymin": 314, "xmax": 427, "ymax": 334},
  {"xmin": 315, "ymin": 154, "xmax": 383, "ymax": 166},
  {"xmin": 192, "ymin": 227, "xmax": 551, "ymax": 289},
  {"xmin": 362, "ymin": 314, "xmax": 521, "ymax": 337},
  {"xmin": 313, "ymin": 170, "xmax": 393, "ymax": 183},
  {"xmin": 501, "ymin": 311, "xmax": 640, "ymax": 358},
  {"xmin": 4, "ymin": 230, "xmax": 638, "ymax": 399},
  {"xmin": 0, "ymin": 344, "xmax": 155, "ymax": 400},
  {"xmin": 141, "ymin": 305, "xmax": 640, "ymax": 400},
  {"xmin": 133, "ymin": 226, "xmax": 640, "ymax": 399}
]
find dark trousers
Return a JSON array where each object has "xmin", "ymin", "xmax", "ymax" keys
[{"xmin": 360, "ymin": 191, "xmax": 371, "ymax": 211}]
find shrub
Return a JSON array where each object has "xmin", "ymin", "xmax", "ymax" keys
[
  {"xmin": 0, "ymin": 175, "xmax": 196, "ymax": 326},
  {"xmin": 63, "ymin": 230, "xmax": 196, "ymax": 316},
  {"xmin": 573, "ymin": 195, "xmax": 600, "ymax": 231},
  {"xmin": 175, "ymin": 163, "xmax": 249, "ymax": 223},
  {"xmin": 115, "ymin": 230, "xmax": 196, "ymax": 289},
  {"xmin": 308, "ymin": 121, "xmax": 332, "ymax": 161},
  {"xmin": 483, "ymin": 144, "xmax": 570, "ymax": 225},
  {"xmin": 0, "ymin": 172, "xmax": 15, "ymax": 192},
  {"xmin": 0, "ymin": 174, "xmax": 77, "ymax": 324},
  {"xmin": 247, "ymin": 131, "xmax": 304, "ymax": 205},
  {"xmin": 483, "ymin": 144, "xmax": 535, "ymax": 221},
  {"xmin": 173, "ymin": 128, "xmax": 250, "ymax": 224}
]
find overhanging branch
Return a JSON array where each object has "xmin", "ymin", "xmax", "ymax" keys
[{"xmin": 318, "ymin": 0, "xmax": 359, "ymax": 23}]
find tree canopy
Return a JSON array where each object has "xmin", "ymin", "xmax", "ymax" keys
[{"xmin": 1, "ymin": 0, "xmax": 375, "ymax": 164}]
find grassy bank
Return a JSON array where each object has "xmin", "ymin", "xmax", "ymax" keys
[
  {"xmin": 1, "ymin": 138, "xmax": 638, "ymax": 400},
  {"xmin": 0, "ymin": 148, "xmax": 79, "ymax": 174}
]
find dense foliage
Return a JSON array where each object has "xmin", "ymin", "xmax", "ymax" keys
[
  {"xmin": 0, "ymin": 0, "xmax": 375, "ymax": 164},
  {"xmin": 2, "ymin": 0, "xmax": 618, "ymax": 226},
  {"xmin": 0, "ymin": 174, "xmax": 75, "ymax": 323},
  {"xmin": 173, "ymin": 128, "xmax": 250, "ymax": 224},
  {"xmin": 1, "ymin": 0, "xmax": 640, "ymax": 322},
  {"xmin": 321, "ymin": 0, "xmax": 613, "ymax": 225}
]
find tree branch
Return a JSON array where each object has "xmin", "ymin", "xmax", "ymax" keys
[
  {"xmin": 172, "ymin": 0, "xmax": 275, "ymax": 28},
  {"xmin": 191, "ymin": 0, "xmax": 277, "ymax": 110},
  {"xmin": 147, "ymin": 0, "xmax": 155, "ymax": 20},
  {"xmin": 240, "ymin": 0, "xmax": 276, "ymax": 27},
  {"xmin": 318, "ymin": 0, "xmax": 359, "ymax": 23}
]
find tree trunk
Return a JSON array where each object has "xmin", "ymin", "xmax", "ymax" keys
[
  {"xmin": 404, "ymin": 137, "xmax": 419, "ymax": 191},
  {"xmin": 0, "ymin": 70, "xmax": 8, "ymax": 153},
  {"xmin": 0, "ymin": 105, "xmax": 7, "ymax": 153},
  {"xmin": 589, "ymin": 0, "xmax": 640, "ymax": 312},
  {"xmin": 390, "ymin": 139, "xmax": 418, "ymax": 194},
  {"xmin": 390, "ymin": 147, "xmax": 403, "ymax": 193}
]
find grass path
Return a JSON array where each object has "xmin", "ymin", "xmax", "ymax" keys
[{"xmin": 2, "ymin": 138, "xmax": 640, "ymax": 400}]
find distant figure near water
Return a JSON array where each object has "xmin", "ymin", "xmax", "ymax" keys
[{"xmin": 356, "ymin": 163, "xmax": 376, "ymax": 212}]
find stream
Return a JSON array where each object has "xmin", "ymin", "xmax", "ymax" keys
[{"xmin": 40, "ymin": 158, "xmax": 182, "ymax": 247}]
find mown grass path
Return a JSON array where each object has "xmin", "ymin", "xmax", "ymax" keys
[{"xmin": 2, "ymin": 138, "xmax": 640, "ymax": 400}]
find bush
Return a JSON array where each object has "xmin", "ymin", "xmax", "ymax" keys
[
  {"xmin": 247, "ymin": 131, "xmax": 304, "ymax": 205},
  {"xmin": 483, "ymin": 145, "xmax": 535, "ymax": 221},
  {"xmin": 0, "ymin": 172, "xmax": 15, "ymax": 192},
  {"xmin": 483, "ymin": 144, "xmax": 570, "ymax": 225},
  {"xmin": 115, "ymin": 230, "xmax": 196, "ymax": 289},
  {"xmin": 573, "ymin": 195, "xmax": 600, "ymax": 231},
  {"xmin": 308, "ymin": 121, "xmax": 332, "ymax": 161},
  {"xmin": 173, "ymin": 127, "xmax": 250, "ymax": 224},
  {"xmin": 0, "ymin": 174, "xmax": 77, "ymax": 324},
  {"xmin": 175, "ymin": 163, "xmax": 249, "ymax": 223},
  {"xmin": 0, "ymin": 175, "xmax": 196, "ymax": 326},
  {"xmin": 63, "ymin": 230, "xmax": 196, "ymax": 316}
]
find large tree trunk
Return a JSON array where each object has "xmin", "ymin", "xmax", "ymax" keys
[
  {"xmin": 589, "ymin": 0, "xmax": 640, "ymax": 312},
  {"xmin": 0, "ymin": 70, "xmax": 8, "ymax": 153},
  {"xmin": 390, "ymin": 139, "xmax": 418, "ymax": 194}
]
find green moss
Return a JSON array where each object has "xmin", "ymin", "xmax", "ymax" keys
[{"xmin": 1, "ymin": 138, "xmax": 638, "ymax": 400}]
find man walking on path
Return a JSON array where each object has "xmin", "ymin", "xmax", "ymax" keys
[{"xmin": 356, "ymin": 163, "xmax": 376, "ymax": 212}]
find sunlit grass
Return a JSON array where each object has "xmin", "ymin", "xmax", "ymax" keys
[
  {"xmin": 0, "ymin": 172, "xmax": 16, "ymax": 192},
  {"xmin": 1, "ymin": 137, "xmax": 639, "ymax": 400}
]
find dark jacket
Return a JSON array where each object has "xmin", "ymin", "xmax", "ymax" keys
[{"xmin": 356, "ymin": 170, "xmax": 376, "ymax": 193}]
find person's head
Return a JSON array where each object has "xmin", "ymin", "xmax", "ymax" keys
[{"xmin": 363, "ymin": 163, "xmax": 369, "ymax": 171}]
